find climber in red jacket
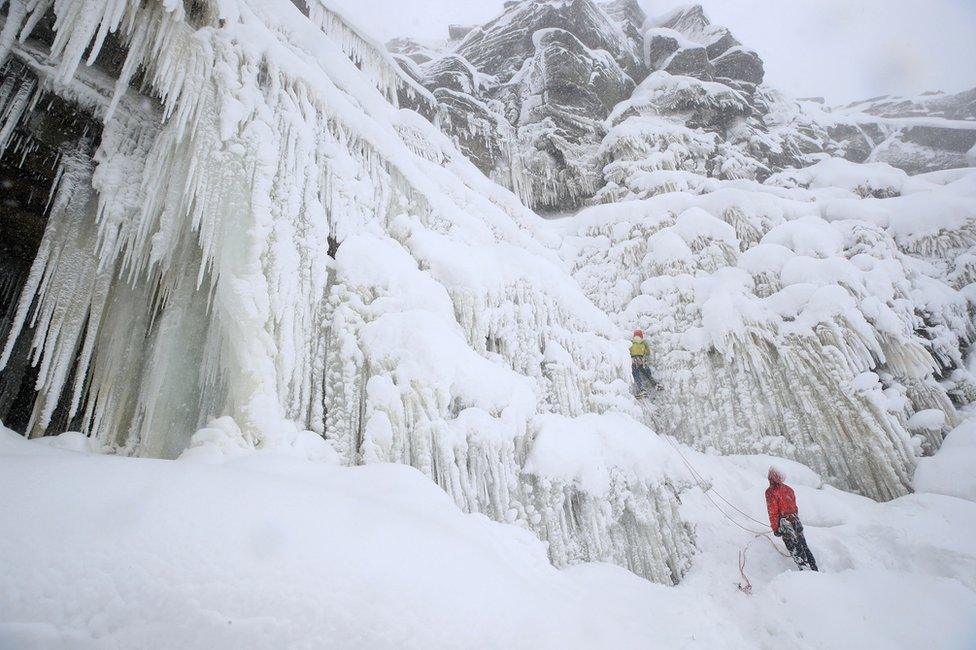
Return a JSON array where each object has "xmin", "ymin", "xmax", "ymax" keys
[{"xmin": 765, "ymin": 467, "xmax": 819, "ymax": 571}]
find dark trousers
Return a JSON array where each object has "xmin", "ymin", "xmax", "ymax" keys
[
  {"xmin": 631, "ymin": 360, "xmax": 654, "ymax": 393},
  {"xmin": 780, "ymin": 516, "xmax": 818, "ymax": 571}
]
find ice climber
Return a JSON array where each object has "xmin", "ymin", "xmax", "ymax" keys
[
  {"xmin": 765, "ymin": 467, "xmax": 819, "ymax": 571},
  {"xmin": 629, "ymin": 329, "xmax": 655, "ymax": 397}
]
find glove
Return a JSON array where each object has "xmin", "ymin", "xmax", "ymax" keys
[{"xmin": 773, "ymin": 530, "xmax": 782, "ymax": 537}]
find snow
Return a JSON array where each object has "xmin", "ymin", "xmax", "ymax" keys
[
  {"xmin": 766, "ymin": 158, "xmax": 910, "ymax": 197},
  {"xmin": 0, "ymin": 428, "xmax": 640, "ymax": 649},
  {"xmin": 4, "ymin": 424, "xmax": 976, "ymax": 648},
  {"xmin": 914, "ymin": 418, "xmax": 976, "ymax": 501},
  {"xmin": 525, "ymin": 411, "xmax": 676, "ymax": 495}
]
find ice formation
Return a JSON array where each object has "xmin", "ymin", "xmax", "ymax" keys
[
  {"xmin": 1, "ymin": 0, "xmax": 975, "ymax": 591},
  {"xmin": 562, "ymin": 167, "xmax": 976, "ymax": 501},
  {"xmin": 0, "ymin": 0, "xmax": 694, "ymax": 582}
]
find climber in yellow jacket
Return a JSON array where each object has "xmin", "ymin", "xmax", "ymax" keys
[{"xmin": 630, "ymin": 329, "xmax": 655, "ymax": 397}]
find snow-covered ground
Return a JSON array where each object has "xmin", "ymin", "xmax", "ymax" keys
[{"xmin": 3, "ymin": 421, "xmax": 975, "ymax": 649}]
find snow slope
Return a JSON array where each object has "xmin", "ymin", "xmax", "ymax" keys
[{"xmin": 3, "ymin": 425, "xmax": 975, "ymax": 649}]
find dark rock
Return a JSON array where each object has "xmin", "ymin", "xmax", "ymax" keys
[
  {"xmin": 420, "ymin": 55, "xmax": 484, "ymax": 95},
  {"xmin": 705, "ymin": 28, "xmax": 740, "ymax": 59},
  {"xmin": 645, "ymin": 32, "xmax": 681, "ymax": 70},
  {"xmin": 534, "ymin": 29, "xmax": 635, "ymax": 115},
  {"xmin": 457, "ymin": 0, "xmax": 643, "ymax": 82},
  {"xmin": 433, "ymin": 88, "xmax": 509, "ymax": 177},
  {"xmin": 600, "ymin": 0, "xmax": 647, "ymax": 33},
  {"xmin": 388, "ymin": 37, "xmax": 437, "ymax": 65},
  {"xmin": 600, "ymin": 0, "xmax": 649, "ymax": 81},
  {"xmin": 656, "ymin": 4, "xmax": 712, "ymax": 40},
  {"xmin": 850, "ymin": 87, "xmax": 976, "ymax": 121},
  {"xmin": 825, "ymin": 124, "xmax": 874, "ymax": 163},
  {"xmin": 711, "ymin": 47, "xmax": 764, "ymax": 85},
  {"xmin": 663, "ymin": 46, "xmax": 713, "ymax": 80},
  {"xmin": 901, "ymin": 125, "xmax": 976, "ymax": 153}
]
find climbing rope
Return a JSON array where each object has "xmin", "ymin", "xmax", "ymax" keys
[
  {"xmin": 737, "ymin": 532, "xmax": 791, "ymax": 595},
  {"xmin": 654, "ymin": 410, "xmax": 792, "ymax": 593},
  {"xmin": 656, "ymin": 413, "xmax": 771, "ymax": 533}
]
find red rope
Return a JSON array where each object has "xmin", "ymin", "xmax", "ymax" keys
[
  {"xmin": 738, "ymin": 545, "xmax": 753, "ymax": 595},
  {"xmin": 653, "ymin": 416, "xmax": 793, "ymax": 594},
  {"xmin": 738, "ymin": 533, "xmax": 792, "ymax": 595}
]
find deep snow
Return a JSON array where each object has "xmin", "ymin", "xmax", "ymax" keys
[{"xmin": 2, "ymin": 423, "xmax": 975, "ymax": 649}]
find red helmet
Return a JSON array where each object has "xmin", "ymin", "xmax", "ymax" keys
[
  {"xmin": 633, "ymin": 329, "xmax": 644, "ymax": 338},
  {"xmin": 768, "ymin": 467, "xmax": 785, "ymax": 485}
]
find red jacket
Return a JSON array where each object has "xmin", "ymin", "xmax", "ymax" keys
[{"xmin": 765, "ymin": 482, "xmax": 798, "ymax": 532}]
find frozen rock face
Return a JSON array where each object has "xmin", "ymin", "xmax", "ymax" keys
[
  {"xmin": 563, "ymin": 166, "xmax": 976, "ymax": 501},
  {"xmin": 809, "ymin": 89, "xmax": 976, "ymax": 175},
  {"xmin": 397, "ymin": 2, "xmax": 975, "ymax": 208},
  {"xmin": 650, "ymin": 4, "xmax": 762, "ymax": 87},
  {"xmin": 711, "ymin": 47, "xmax": 763, "ymax": 86},
  {"xmin": 457, "ymin": 0, "xmax": 643, "ymax": 83},
  {"xmin": 495, "ymin": 27, "xmax": 636, "ymax": 209},
  {"xmin": 0, "ymin": 0, "xmax": 693, "ymax": 584},
  {"xmin": 392, "ymin": 0, "xmax": 646, "ymax": 211},
  {"xmin": 843, "ymin": 89, "xmax": 976, "ymax": 121}
]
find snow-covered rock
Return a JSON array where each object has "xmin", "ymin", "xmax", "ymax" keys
[{"xmin": 394, "ymin": 2, "xmax": 976, "ymax": 209}]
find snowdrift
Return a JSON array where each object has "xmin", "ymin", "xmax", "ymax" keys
[{"xmin": 2, "ymin": 425, "xmax": 975, "ymax": 649}]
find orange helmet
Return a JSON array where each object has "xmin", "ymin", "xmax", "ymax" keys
[{"xmin": 633, "ymin": 329, "xmax": 644, "ymax": 338}]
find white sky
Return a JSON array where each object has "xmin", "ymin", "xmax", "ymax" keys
[{"xmin": 331, "ymin": 0, "xmax": 976, "ymax": 104}]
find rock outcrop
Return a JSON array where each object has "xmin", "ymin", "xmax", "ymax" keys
[{"xmin": 391, "ymin": 2, "xmax": 976, "ymax": 209}]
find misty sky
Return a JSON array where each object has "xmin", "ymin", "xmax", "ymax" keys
[{"xmin": 331, "ymin": 0, "xmax": 976, "ymax": 104}]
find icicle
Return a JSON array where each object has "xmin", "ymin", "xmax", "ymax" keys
[{"xmin": 0, "ymin": 0, "xmax": 707, "ymax": 587}]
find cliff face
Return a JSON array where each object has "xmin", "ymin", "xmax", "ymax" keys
[
  {"xmin": 392, "ymin": 1, "xmax": 976, "ymax": 210},
  {"xmin": 0, "ymin": 0, "xmax": 694, "ymax": 583},
  {"xmin": 386, "ymin": 2, "xmax": 976, "ymax": 503},
  {"xmin": 0, "ymin": 0, "xmax": 974, "ymax": 589}
]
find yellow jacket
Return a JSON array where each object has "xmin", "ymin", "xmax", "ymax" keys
[{"xmin": 629, "ymin": 338, "xmax": 648, "ymax": 358}]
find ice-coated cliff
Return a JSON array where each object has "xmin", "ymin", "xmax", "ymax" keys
[
  {"xmin": 392, "ymin": 1, "xmax": 976, "ymax": 210},
  {"xmin": 0, "ymin": 0, "xmax": 695, "ymax": 583},
  {"xmin": 2, "ymin": 0, "xmax": 975, "ymax": 589}
]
